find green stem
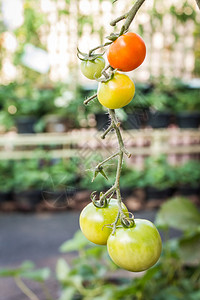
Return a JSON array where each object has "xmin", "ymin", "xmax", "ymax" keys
[
  {"xmin": 101, "ymin": 124, "xmax": 114, "ymax": 139},
  {"xmin": 89, "ymin": 42, "xmax": 112, "ymax": 56},
  {"xmin": 109, "ymin": 109, "xmax": 127, "ymax": 217},
  {"xmin": 14, "ymin": 277, "xmax": 39, "ymax": 300},
  {"xmin": 84, "ymin": 93, "xmax": 97, "ymax": 105},
  {"xmin": 96, "ymin": 151, "xmax": 119, "ymax": 169},
  {"xmin": 100, "ymin": 185, "xmax": 116, "ymax": 200},
  {"xmin": 110, "ymin": 13, "xmax": 128, "ymax": 26},
  {"xmin": 120, "ymin": 0, "xmax": 146, "ymax": 34}
]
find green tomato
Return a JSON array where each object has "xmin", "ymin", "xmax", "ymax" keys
[
  {"xmin": 107, "ymin": 219, "xmax": 162, "ymax": 272},
  {"xmin": 80, "ymin": 57, "xmax": 105, "ymax": 80},
  {"xmin": 79, "ymin": 199, "xmax": 128, "ymax": 245}
]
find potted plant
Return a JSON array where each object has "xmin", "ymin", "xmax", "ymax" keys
[
  {"xmin": 146, "ymin": 90, "xmax": 173, "ymax": 128},
  {"xmin": 14, "ymin": 83, "xmax": 62, "ymax": 133},
  {"xmin": 41, "ymin": 158, "xmax": 79, "ymax": 209},
  {"xmin": 0, "ymin": 83, "xmax": 17, "ymax": 132},
  {"xmin": 12, "ymin": 159, "xmax": 45, "ymax": 210},
  {"xmin": 144, "ymin": 155, "xmax": 177, "ymax": 200},
  {"xmin": 122, "ymin": 85, "xmax": 152, "ymax": 129},
  {"xmin": 120, "ymin": 166, "xmax": 144, "ymax": 197},
  {"xmin": 0, "ymin": 160, "xmax": 13, "ymax": 202},
  {"xmin": 175, "ymin": 160, "xmax": 200, "ymax": 196},
  {"xmin": 172, "ymin": 90, "xmax": 200, "ymax": 128}
]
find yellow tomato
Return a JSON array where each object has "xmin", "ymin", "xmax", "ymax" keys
[{"xmin": 97, "ymin": 73, "xmax": 135, "ymax": 109}]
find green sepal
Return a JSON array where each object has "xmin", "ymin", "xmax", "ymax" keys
[
  {"xmin": 92, "ymin": 166, "xmax": 108, "ymax": 182},
  {"xmin": 121, "ymin": 214, "xmax": 135, "ymax": 229},
  {"xmin": 77, "ymin": 47, "xmax": 104, "ymax": 62},
  {"xmin": 106, "ymin": 33, "xmax": 120, "ymax": 42},
  {"xmin": 92, "ymin": 191, "xmax": 108, "ymax": 208}
]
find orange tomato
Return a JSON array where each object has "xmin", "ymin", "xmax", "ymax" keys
[{"xmin": 107, "ymin": 32, "xmax": 146, "ymax": 72}]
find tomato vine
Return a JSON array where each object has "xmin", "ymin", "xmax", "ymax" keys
[
  {"xmin": 78, "ymin": 0, "xmax": 199, "ymax": 272},
  {"xmin": 79, "ymin": 0, "xmax": 147, "ymax": 232}
]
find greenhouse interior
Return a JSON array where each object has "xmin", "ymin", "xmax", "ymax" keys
[{"xmin": 0, "ymin": 0, "xmax": 200, "ymax": 299}]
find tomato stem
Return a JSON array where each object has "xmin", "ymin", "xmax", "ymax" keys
[
  {"xmin": 110, "ymin": 13, "xmax": 128, "ymax": 26},
  {"xmin": 88, "ymin": 42, "xmax": 112, "ymax": 56},
  {"xmin": 109, "ymin": 109, "xmax": 129, "ymax": 219},
  {"xmin": 14, "ymin": 276, "xmax": 40, "ymax": 300},
  {"xmin": 101, "ymin": 124, "xmax": 114, "ymax": 139},
  {"xmin": 84, "ymin": 93, "xmax": 97, "ymax": 105},
  {"xmin": 95, "ymin": 152, "xmax": 119, "ymax": 169}
]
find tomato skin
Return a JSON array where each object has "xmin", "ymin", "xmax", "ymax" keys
[
  {"xmin": 79, "ymin": 199, "xmax": 128, "ymax": 245},
  {"xmin": 107, "ymin": 219, "xmax": 162, "ymax": 272},
  {"xmin": 81, "ymin": 57, "xmax": 105, "ymax": 80},
  {"xmin": 97, "ymin": 72, "xmax": 135, "ymax": 109},
  {"xmin": 107, "ymin": 32, "xmax": 146, "ymax": 72}
]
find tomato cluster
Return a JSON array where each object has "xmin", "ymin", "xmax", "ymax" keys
[
  {"xmin": 80, "ymin": 32, "xmax": 146, "ymax": 109},
  {"xmin": 78, "ymin": 32, "xmax": 161, "ymax": 273},
  {"xmin": 79, "ymin": 200, "xmax": 162, "ymax": 272}
]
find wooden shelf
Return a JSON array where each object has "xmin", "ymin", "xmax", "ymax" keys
[{"xmin": 0, "ymin": 128, "xmax": 199, "ymax": 160}]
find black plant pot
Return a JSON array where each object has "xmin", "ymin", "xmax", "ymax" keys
[
  {"xmin": 13, "ymin": 190, "xmax": 42, "ymax": 210},
  {"xmin": 146, "ymin": 187, "xmax": 175, "ymax": 201},
  {"xmin": 95, "ymin": 113, "xmax": 110, "ymax": 131},
  {"xmin": 41, "ymin": 189, "xmax": 75, "ymax": 209},
  {"xmin": 147, "ymin": 111, "xmax": 172, "ymax": 128},
  {"xmin": 176, "ymin": 185, "xmax": 200, "ymax": 197},
  {"xmin": 176, "ymin": 112, "xmax": 200, "ymax": 129},
  {"xmin": 15, "ymin": 116, "xmax": 38, "ymax": 134},
  {"xmin": 120, "ymin": 187, "xmax": 133, "ymax": 198},
  {"xmin": 0, "ymin": 192, "xmax": 12, "ymax": 202},
  {"xmin": 123, "ymin": 109, "xmax": 150, "ymax": 130}
]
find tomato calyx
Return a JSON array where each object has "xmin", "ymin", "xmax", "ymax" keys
[
  {"xmin": 97, "ymin": 67, "xmax": 117, "ymax": 83},
  {"xmin": 121, "ymin": 212, "xmax": 135, "ymax": 228},
  {"xmin": 91, "ymin": 191, "xmax": 108, "ymax": 208},
  {"xmin": 92, "ymin": 165, "xmax": 108, "ymax": 182},
  {"xmin": 77, "ymin": 47, "xmax": 105, "ymax": 62},
  {"xmin": 106, "ymin": 28, "xmax": 128, "ymax": 42}
]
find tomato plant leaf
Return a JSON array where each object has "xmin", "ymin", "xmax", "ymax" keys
[
  {"xmin": 0, "ymin": 261, "xmax": 35, "ymax": 277},
  {"xmin": 56, "ymin": 259, "xmax": 71, "ymax": 282},
  {"xmin": 155, "ymin": 197, "xmax": 200, "ymax": 232},
  {"xmin": 20, "ymin": 268, "xmax": 50, "ymax": 282},
  {"xmin": 59, "ymin": 230, "xmax": 92, "ymax": 253},
  {"xmin": 59, "ymin": 287, "xmax": 76, "ymax": 300},
  {"xmin": 179, "ymin": 233, "xmax": 200, "ymax": 265}
]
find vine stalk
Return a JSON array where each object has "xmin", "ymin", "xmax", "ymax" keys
[
  {"xmin": 82, "ymin": 0, "xmax": 200, "ymax": 230},
  {"xmin": 82, "ymin": 0, "xmax": 147, "ymax": 229},
  {"xmin": 14, "ymin": 277, "xmax": 39, "ymax": 300}
]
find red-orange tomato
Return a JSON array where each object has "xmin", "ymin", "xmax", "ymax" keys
[{"xmin": 107, "ymin": 32, "xmax": 146, "ymax": 72}]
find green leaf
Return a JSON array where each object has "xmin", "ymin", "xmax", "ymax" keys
[
  {"xmin": 60, "ymin": 230, "xmax": 92, "ymax": 253},
  {"xmin": 190, "ymin": 290, "xmax": 200, "ymax": 300},
  {"xmin": 59, "ymin": 287, "xmax": 76, "ymax": 300},
  {"xmin": 85, "ymin": 246, "xmax": 106, "ymax": 258},
  {"xmin": 21, "ymin": 268, "xmax": 51, "ymax": 282},
  {"xmin": 0, "ymin": 261, "xmax": 35, "ymax": 277},
  {"xmin": 179, "ymin": 233, "xmax": 200, "ymax": 265},
  {"xmin": 155, "ymin": 197, "xmax": 200, "ymax": 231},
  {"xmin": 56, "ymin": 259, "xmax": 70, "ymax": 282}
]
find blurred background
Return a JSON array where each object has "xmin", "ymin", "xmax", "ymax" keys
[{"xmin": 0, "ymin": 0, "xmax": 200, "ymax": 299}]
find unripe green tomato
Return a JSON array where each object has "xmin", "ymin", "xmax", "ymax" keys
[
  {"xmin": 107, "ymin": 219, "xmax": 162, "ymax": 272},
  {"xmin": 80, "ymin": 57, "xmax": 105, "ymax": 80},
  {"xmin": 79, "ymin": 199, "xmax": 128, "ymax": 245},
  {"xmin": 97, "ymin": 72, "xmax": 135, "ymax": 109}
]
